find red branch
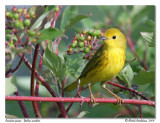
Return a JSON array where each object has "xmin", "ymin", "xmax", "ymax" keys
[
  {"xmin": 107, "ymin": 81, "xmax": 149, "ymax": 100},
  {"xmin": 5, "ymin": 54, "xmax": 24, "ymax": 77},
  {"xmin": 30, "ymin": 43, "xmax": 41, "ymax": 118},
  {"xmin": 126, "ymin": 20, "xmax": 148, "ymax": 70},
  {"xmin": 14, "ymin": 91, "xmax": 29, "ymax": 118},
  {"xmin": 19, "ymin": 54, "xmax": 68, "ymax": 118},
  {"xmin": 38, "ymin": 49, "xmax": 44, "ymax": 69},
  {"xmin": 15, "ymin": 33, "xmax": 23, "ymax": 46},
  {"xmin": 6, "ymin": 96, "xmax": 155, "ymax": 107}
]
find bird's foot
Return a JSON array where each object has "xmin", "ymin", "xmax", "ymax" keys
[
  {"xmin": 90, "ymin": 93, "xmax": 96, "ymax": 104},
  {"xmin": 114, "ymin": 95, "xmax": 123, "ymax": 105}
]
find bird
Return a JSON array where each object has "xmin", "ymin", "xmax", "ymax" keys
[{"xmin": 63, "ymin": 28, "xmax": 126, "ymax": 104}]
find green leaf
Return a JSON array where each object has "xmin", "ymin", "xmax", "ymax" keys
[
  {"xmin": 5, "ymin": 76, "xmax": 17, "ymax": 96},
  {"xmin": 60, "ymin": 6, "xmax": 78, "ymax": 31},
  {"xmin": 43, "ymin": 48, "xmax": 66, "ymax": 79},
  {"xmin": 30, "ymin": 12, "xmax": 48, "ymax": 30},
  {"xmin": 29, "ymin": 6, "xmax": 46, "ymax": 30},
  {"xmin": 118, "ymin": 65, "xmax": 134, "ymax": 88},
  {"xmin": 48, "ymin": 39, "xmax": 67, "ymax": 60},
  {"xmin": 65, "ymin": 53, "xmax": 84, "ymax": 78},
  {"xmin": 77, "ymin": 111, "xmax": 89, "ymax": 118},
  {"xmin": 145, "ymin": 20, "xmax": 155, "ymax": 29},
  {"xmin": 81, "ymin": 18, "xmax": 93, "ymax": 29},
  {"xmin": 38, "ymin": 28, "xmax": 63, "ymax": 41},
  {"xmin": 140, "ymin": 32, "xmax": 155, "ymax": 47},
  {"xmin": 65, "ymin": 15, "xmax": 88, "ymax": 32},
  {"xmin": 132, "ymin": 71, "xmax": 155, "ymax": 85}
]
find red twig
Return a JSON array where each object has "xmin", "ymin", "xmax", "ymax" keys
[
  {"xmin": 66, "ymin": 94, "xmax": 78, "ymax": 113},
  {"xmin": 5, "ymin": 96, "xmax": 155, "ymax": 106},
  {"xmin": 15, "ymin": 33, "xmax": 23, "ymax": 46},
  {"xmin": 107, "ymin": 81, "xmax": 150, "ymax": 100},
  {"xmin": 133, "ymin": 84, "xmax": 143, "ymax": 118},
  {"xmin": 5, "ymin": 54, "xmax": 24, "ymax": 77},
  {"xmin": 35, "ymin": 82, "xmax": 39, "ymax": 97},
  {"xmin": 30, "ymin": 43, "xmax": 41, "ymax": 118},
  {"xmin": 55, "ymin": 36, "xmax": 63, "ymax": 55},
  {"xmin": 38, "ymin": 49, "xmax": 44, "ymax": 69},
  {"xmin": 35, "ymin": 49, "xmax": 45, "ymax": 111},
  {"xmin": 51, "ymin": 5, "xmax": 62, "ymax": 55},
  {"xmin": 143, "ymin": 45, "xmax": 149, "ymax": 71},
  {"xmin": 62, "ymin": 73, "xmax": 69, "ymax": 97},
  {"xmin": 126, "ymin": 20, "xmax": 148, "ymax": 70},
  {"xmin": 51, "ymin": 5, "xmax": 62, "ymax": 28},
  {"xmin": 19, "ymin": 54, "xmax": 68, "ymax": 118},
  {"xmin": 14, "ymin": 91, "xmax": 29, "ymax": 118}
]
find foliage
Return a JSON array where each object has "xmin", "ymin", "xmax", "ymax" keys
[{"xmin": 5, "ymin": 5, "xmax": 155, "ymax": 118}]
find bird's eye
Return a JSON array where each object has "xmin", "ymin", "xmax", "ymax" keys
[{"xmin": 112, "ymin": 36, "xmax": 116, "ymax": 39}]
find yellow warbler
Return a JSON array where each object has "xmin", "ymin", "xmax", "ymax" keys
[{"xmin": 64, "ymin": 28, "xmax": 126, "ymax": 104}]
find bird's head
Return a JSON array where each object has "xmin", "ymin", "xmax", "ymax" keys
[{"xmin": 99, "ymin": 28, "xmax": 126, "ymax": 50}]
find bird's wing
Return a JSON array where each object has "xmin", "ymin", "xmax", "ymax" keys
[{"xmin": 80, "ymin": 45, "xmax": 104, "ymax": 78}]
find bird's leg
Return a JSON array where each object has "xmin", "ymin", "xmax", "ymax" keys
[
  {"xmin": 77, "ymin": 79, "xmax": 84, "ymax": 107},
  {"xmin": 101, "ymin": 81, "xmax": 123, "ymax": 105},
  {"xmin": 77, "ymin": 79, "xmax": 82, "ymax": 97},
  {"xmin": 88, "ymin": 83, "xmax": 95, "ymax": 104}
]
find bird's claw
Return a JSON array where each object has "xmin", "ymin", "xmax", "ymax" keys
[
  {"xmin": 90, "ymin": 94, "xmax": 96, "ymax": 104},
  {"xmin": 114, "ymin": 95, "xmax": 123, "ymax": 105}
]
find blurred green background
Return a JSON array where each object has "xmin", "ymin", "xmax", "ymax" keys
[{"xmin": 5, "ymin": 5, "xmax": 155, "ymax": 118}]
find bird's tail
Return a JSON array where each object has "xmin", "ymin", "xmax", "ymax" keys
[{"xmin": 63, "ymin": 80, "xmax": 78, "ymax": 92}]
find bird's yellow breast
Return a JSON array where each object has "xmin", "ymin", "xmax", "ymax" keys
[{"xmin": 82, "ymin": 48, "xmax": 125, "ymax": 84}]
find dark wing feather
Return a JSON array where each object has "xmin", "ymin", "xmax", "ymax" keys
[{"xmin": 80, "ymin": 45, "xmax": 104, "ymax": 78}]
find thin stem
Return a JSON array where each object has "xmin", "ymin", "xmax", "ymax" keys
[
  {"xmin": 5, "ymin": 54, "xmax": 25, "ymax": 77},
  {"xmin": 38, "ymin": 49, "xmax": 44, "ymax": 69},
  {"xmin": 107, "ymin": 81, "xmax": 150, "ymax": 100},
  {"xmin": 15, "ymin": 33, "xmax": 23, "ymax": 46},
  {"xmin": 66, "ymin": 94, "xmax": 78, "ymax": 113},
  {"xmin": 35, "ymin": 81, "xmax": 40, "ymax": 112},
  {"xmin": 6, "ymin": 96, "xmax": 155, "ymax": 106},
  {"xmin": 24, "ymin": 29, "xmax": 29, "ymax": 47},
  {"xmin": 30, "ymin": 43, "xmax": 41, "ymax": 118},
  {"xmin": 19, "ymin": 53, "xmax": 68, "ymax": 118},
  {"xmin": 133, "ymin": 84, "xmax": 143, "ymax": 118},
  {"xmin": 62, "ymin": 73, "xmax": 69, "ymax": 97},
  {"xmin": 34, "ymin": 49, "xmax": 45, "ymax": 111},
  {"xmin": 14, "ymin": 91, "xmax": 29, "ymax": 118},
  {"xmin": 55, "ymin": 36, "xmax": 63, "ymax": 55},
  {"xmin": 143, "ymin": 45, "xmax": 149, "ymax": 71},
  {"xmin": 10, "ymin": 32, "xmax": 14, "ymax": 43},
  {"xmin": 126, "ymin": 19, "xmax": 148, "ymax": 70}
]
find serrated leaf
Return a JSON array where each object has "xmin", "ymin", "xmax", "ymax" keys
[
  {"xmin": 132, "ymin": 71, "xmax": 155, "ymax": 85},
  {"xmin": 5, "ymin": 76, "xmax": 17, "ymax": 96},
  {"xmin": 65, "ymin": 15, "xmax": 88, "ymax": 32},
  {"xmin": 60, "ymin": 6, "xmax": 78, "ymax": 31},
  {"xmin": 66, "ymin": 54, "xmax": 84, "ymax": 77},
  {"xmin": 43, "ymin": 48, "xmax": 66, "ymax": 79},
  {"xmin": 38, "ymin": 28, "xmax": 63, "ymax": 41},
  {"xmin": 118, "ymin": 65, "xmax": 134, "ymax": 88},
  {"xmin": 140, "ymin": 32, "xmax": 155, "ymax": 47},
  {"xmin": 77, "ymin": 111, "xmax": 89, "ymax": 118}
]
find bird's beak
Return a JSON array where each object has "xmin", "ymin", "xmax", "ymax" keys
[{"xmin": 98, "ymin": 36, "xmax": 108, "ymax": 40}]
